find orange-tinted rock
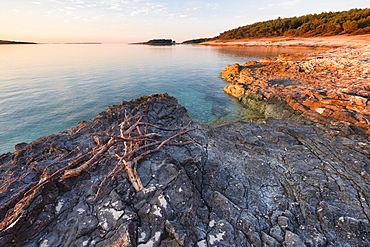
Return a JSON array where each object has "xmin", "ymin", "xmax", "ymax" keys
[
  {"xmin": 302, "ymin": 98, "xmax": 324, "ymax": 109},
  {"xmin": 220, "ymin": 64, "xmax": 242, "ymax": 82},
  {"xmin": 314, "ymin": 107, "xmax": 334, "ymax": 117},
  {"xmin": 330, "ymin": 111, "xmax": 358, "ymax": 123},
  {"xmin": 224, "ymin": 83, "xmax": 245, "ymax": 97},
  {"xmin": 220, "ymin": 45, "xmax": 370, "ymax": 134}
]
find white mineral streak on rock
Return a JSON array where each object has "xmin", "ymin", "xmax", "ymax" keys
[
  {"xmin": 138, "ymin": 231, "xmax": 146, "ymax": 243},
  {"xmin": 77, "ymin": 208, "xmax": 85, "ymax": 214},
  {"xmin": 209, "ymin": 231, "xmax": 225, "ymax": 245},
  {"xmin": 4, "ymin": 216, "xmax": 21, "ymax": 232},
  {"xmin": 158, "ymin": 194, "xmax": 168, "ymax": 208},
  {"xmin": 122, "ymin": 215, "xmax": 132, "ymax": 221},
  {"xmin": 153, "ymin": 205, "xmax": 162, "ymax": 217},
  {"xmin": 143, "ymin": 185, "xmax": 157, "ymax": 194},
  {"xmin": 315, "ymin": 108, "xmax": 325, "ymax": 114},
  {"xmin": 55, "ymin": 199, "xmax": 64, "ymax": 213},
  {"xmin": 138, "ymin": 231, "xmax": 161, "ymax": 247},
  {"xmin": 39, "ymin": 239, "xmax": 49, "ymax": 247},
  {"xmin": 100, "ymin": 218, "xmax": 109, "ymax": 231},
  {"xmin": 197, "ymin": 240, "xmax": 207, "ymax": 247},
  {"xmin": 108, "ymin": 208, "xmax": 124, "ymax": 220},
  {"xmin": 111, "ymin": 201, "xmax": 119, "ymax": 208}
]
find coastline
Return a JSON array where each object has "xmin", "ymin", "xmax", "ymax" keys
[
  {"xmin": 200, "ymin": 34, "xmax": 370, "ymax": 49},
  {"xmin": 217, "ymin": 34, "xmax": 370, "ymax": 135}
]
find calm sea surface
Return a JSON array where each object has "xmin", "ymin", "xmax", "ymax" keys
[{"xmin": 0, "ymin": 44, "xmax": 317, "ymax": 154}]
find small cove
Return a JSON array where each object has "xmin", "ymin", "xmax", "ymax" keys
[{"xmin": 0, "ymin": 44, "xmax": 319, "ymax": 154}]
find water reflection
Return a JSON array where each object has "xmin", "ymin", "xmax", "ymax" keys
[
  {"xmin": 0, "ymin": 44, "xmax": 320, "ymax": 153},
  {"xmin": 215, "ymin": 46, "xmax": 319, "ymax": 60}
]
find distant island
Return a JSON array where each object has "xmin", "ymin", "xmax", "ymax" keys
[
  {"xmin": 0, "ymin": 40, "xmax": 103, "ymax": 45},
  {"xmin": 0, "ymin": 40, "xmax": 37, "ymax": 45},
  {"xmin": 131, "ymin": 38, "xmax": 216, "ymax": 45},
  {"xmin": 130, "ymin": 39, "xmax": 176, "ymax": 45}
]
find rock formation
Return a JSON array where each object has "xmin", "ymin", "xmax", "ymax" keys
[
  {"xmin": 0, "ymin": 94, "xmax": 369, "ymax": 246},
  {"xmin": 221, "ymin": 45, "xmax": 370, "ymax": 134}
]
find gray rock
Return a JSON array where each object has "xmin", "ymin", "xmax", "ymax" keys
[
  {"xmin": 0, "ymin": 94, "xmax": 369, "ymax": 247},
  {"xmin": 284, "ymin": 231, "xmax": 306, "ymax": 247}
]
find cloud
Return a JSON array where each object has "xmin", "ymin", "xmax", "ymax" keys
[
  {"xmin": 40, "ymin": 0, "xmax": 207, "ymax": 22},
  {"xmin": 259, "ymin": 0, "xmax": 301, "ymax": 10},
  {"xmin": 130, "ymin": 9, "xmax": 147, "ymax": 16},
  {"xmin": 278, "ymin": 0, "xmax": 301, "ymax": 6},
  {"xmin": 129, "ymin": 2, "xmax": 169, "ymax": 17},
  {"xmin": 65, "ymin": 6, "xmax": 77, "ymax": 10}
]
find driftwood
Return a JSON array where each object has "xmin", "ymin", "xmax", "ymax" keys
[
  {"xmin": 0, "ymin": 105, "xmax": 194, "ymax": 232},
  {"xmin": 59, "ymin": 110, "xmax": 194, "ymax": 198},
  {"xmin": 60, "ymin": 112, "xmax": 193, "ymax": 199}
]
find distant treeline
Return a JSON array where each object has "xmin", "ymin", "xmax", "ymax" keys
[
  {"xmin": 182, "ymin": 38, "xmax": 213, "ymax": 44},
  {"xmin": 216, "ymin": 8, "xmax": 370, "ymax": 40},
  {"xmin": 146, "ymin": 39, "xmax": 175, "ymax": 45},
  {"xmin": 0, "ymin": 40, "xmax": 37, "ymax": 44}
]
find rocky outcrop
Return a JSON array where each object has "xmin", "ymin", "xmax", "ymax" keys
[
  {"xmin": 221, "ymin": 45, "xmax": 370, "ymax": 134},
  {"xmin": 1, "ymin": 94, "xmax": 369, "ymax": 246}
]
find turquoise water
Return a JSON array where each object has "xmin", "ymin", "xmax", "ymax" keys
[{"xmin": 0, "ymin": 44, "xmax": 316, "ymax": 154}]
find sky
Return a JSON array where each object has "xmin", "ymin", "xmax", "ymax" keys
[{"xmin": 0, "ymin": 0, "xmax": 369, "ymax": 43}]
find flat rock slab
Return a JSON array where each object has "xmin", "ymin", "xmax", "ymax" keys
[
  {"xmin": 221, "ymin": 45, "xmax": 370, "ymax": 134},
  {"xmin": 0, "ymin": 94, "xmax": 369, "ymax": 246}
]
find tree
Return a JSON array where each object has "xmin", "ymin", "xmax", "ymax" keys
[{"xmin": 215, "ymin": 8, "xmax": 370, "ymax": 40}]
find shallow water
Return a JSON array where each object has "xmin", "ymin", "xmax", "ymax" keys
[{"xmin": 0, "ymin": 44, "xmax": 318, "ymax": 154}]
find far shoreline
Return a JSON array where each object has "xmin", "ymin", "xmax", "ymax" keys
[
  {"xmin": 0, "ymin": 40, "xmax": 37, "ymax": 45},
  {"xmin": 199, "ymin": 34, "xmax": 370, "ymax": 50}
]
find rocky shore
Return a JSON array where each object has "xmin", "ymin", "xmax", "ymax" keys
[
  {"xmin": 221, "ymin": 41, "xmax": 370, "ymax": 134},
  {"xmin": 0, "ymin": 93, "xmax": 369, "ymax": 246},
  {"xmin": 201, "ymin": 34, "xmax": 370, "ymax": 49}
]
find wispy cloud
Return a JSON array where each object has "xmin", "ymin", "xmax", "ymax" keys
[
  {"xmin": 32, "ymin": 0, "xmax": 220, "ymax": 24},
  {"xmin": 259, "ymin": 0, "xmax": 301, "ymax": 10},
  {"xmin": 130, "ymin": 3, "xmax": 168, "ymax": 17}
]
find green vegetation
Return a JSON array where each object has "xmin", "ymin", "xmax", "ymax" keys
[
  {"xmin": 146, "ymin": 39, "xmax": 176, "ymax": 45},
  {"xmin": 181, "ymin": 38, "xmax": 213, "ymax": 44},
  {"xmin": 130, "ymin": 39, "xmax": 176, "ymax": 45},
  {"xmin": 216, "ymin": 8, "xmax": 370, "ymax": 40}
]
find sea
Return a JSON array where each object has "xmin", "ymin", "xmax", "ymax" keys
[{"xmin": 0, "ymin": 44, "xmax": 317, "ymax": 154}]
